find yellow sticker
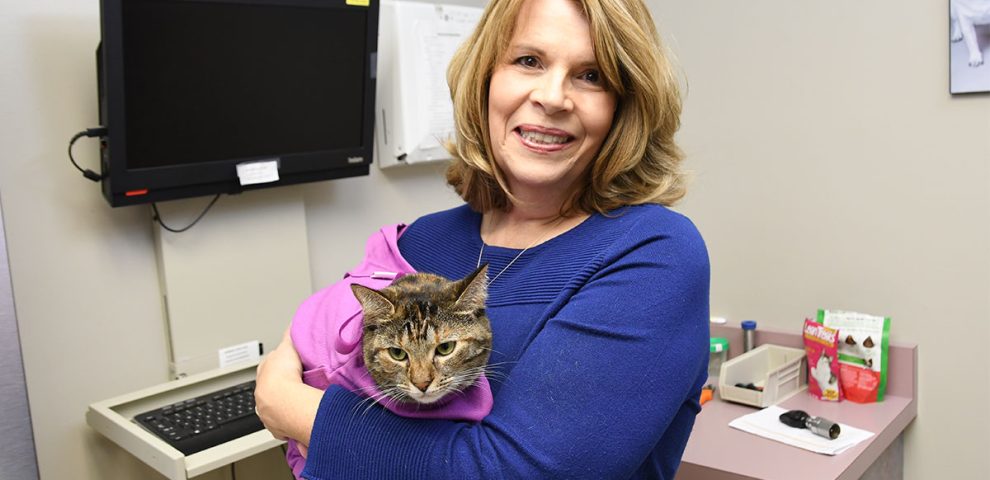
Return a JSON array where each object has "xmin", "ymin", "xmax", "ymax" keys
[{"xmin": 346, "ymin": 0, "xmax": 370, "ymax": 6}]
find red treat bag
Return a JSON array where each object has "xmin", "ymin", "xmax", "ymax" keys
[{"xmin": 804, "ymin": 319, "xmax": 842, "ymax": 401}]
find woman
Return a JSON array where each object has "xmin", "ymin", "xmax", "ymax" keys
[{"xmin": 255, "ymin": 0, "xmax": 709, "ymax": 478}]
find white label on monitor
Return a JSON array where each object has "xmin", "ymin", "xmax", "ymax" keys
[
  {"xmin": 218, "ymin": 340, "xmax": 261, "ymax": 368},
  {"xmin": 236, "ymin": 159, "xmax": 280, "ymax": 186}
]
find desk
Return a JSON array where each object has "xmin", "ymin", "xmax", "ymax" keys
[{"xmin": 677, "ymin": 325, "xmax": 917, "ymax": 480}]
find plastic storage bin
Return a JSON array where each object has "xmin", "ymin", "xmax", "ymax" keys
[{"xmin": 718, "ymin": 344, "xmax": 807, "ymax": 408}]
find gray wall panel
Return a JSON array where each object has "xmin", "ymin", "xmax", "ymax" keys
[{"xmin": 0, "ymin": 199, "xmax": 39, "ymax": 480}]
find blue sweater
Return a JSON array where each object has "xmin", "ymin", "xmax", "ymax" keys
[{"xmin": 303, "ymin": 204, "xmax": 710, "ymax": 480}]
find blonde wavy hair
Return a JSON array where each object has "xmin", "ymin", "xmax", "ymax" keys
[{"xmin": 444, "ymin": 0, "xmax": 686, "ymax": 215}]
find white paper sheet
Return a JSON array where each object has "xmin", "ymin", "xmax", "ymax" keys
[
  {"xmin": 377, "ymin": 1, "xmax": 483, "ymax": 167},
  {"xmin": 236, "ymin": 160, "xmax": 279, "ymax": 186},
  {"xmin": 728, "ymin": 405, "xmax": 875, "ymax": 455}
]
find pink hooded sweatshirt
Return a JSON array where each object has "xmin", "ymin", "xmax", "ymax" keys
[{"xmin": 285, "ymin": 224, "xmax": 493, "ymax": 478}]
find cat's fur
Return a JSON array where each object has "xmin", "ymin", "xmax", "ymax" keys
[
  {"xmin": 951, "ymin": 0, "xmax": 990, "ymax": 67},
  {"xmin": 351, "ymin": 265, "xmax": 492, "ymax": 405}
]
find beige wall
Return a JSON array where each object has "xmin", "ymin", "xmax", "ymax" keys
[
  {"xmin": 1, "ymin": 0, "xmax": 986, "ymax": 479},
  {"xmin": 651, "ymin": 0, "xmax": 990, "ymax": 478}
]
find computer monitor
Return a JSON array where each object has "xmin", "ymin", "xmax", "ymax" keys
[{"xmin": 97, "ymin": 0, "xmax": 379, "ymax": 207}]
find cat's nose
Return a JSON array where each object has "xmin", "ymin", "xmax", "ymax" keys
[{"xmin": 413, "ymin": 380, "xmax": 431, "ymax": 393}]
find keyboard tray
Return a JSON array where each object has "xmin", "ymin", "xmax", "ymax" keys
[
  {"xmin": 133, "ymin": 380, "xmax": 264, "ymax": 456},
  {"xmin": 87, "ymin": 362, "xmax": 282, "ymax": 480}
]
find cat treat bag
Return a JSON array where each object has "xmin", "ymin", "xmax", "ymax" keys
[
  {"xmin": 817, "ymin": 309, "xmax": 891, "ymax": 403},
  {"xmin": 803, "ymin": 319, "xmax": 841, "ymax": 401}
]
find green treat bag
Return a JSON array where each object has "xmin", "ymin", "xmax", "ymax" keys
[{"xmin": 816, "ymin": 309, "xmax": 891, "ymax": 403}]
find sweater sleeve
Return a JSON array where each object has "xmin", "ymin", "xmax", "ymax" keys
[{"xmin": 302, "ymin": 215, "xmax": 710, "ymax": 480}]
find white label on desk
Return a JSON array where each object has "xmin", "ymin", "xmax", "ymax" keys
[
  {"xmin": 236, "ymin": 160, "xmax": 280, "ymax": 186},
  {"xmin": 218, "ymin": 340, "xmax": 262, "ymax": 368}
]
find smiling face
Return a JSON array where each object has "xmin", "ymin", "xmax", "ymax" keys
[{"xmin": 487, "ymin": 0, "xmax": 617, "ymax": 207}]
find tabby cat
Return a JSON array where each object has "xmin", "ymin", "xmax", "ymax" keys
[{"xmin": 350, "ymin": 265, "xmax": 492, "ymax": 405}]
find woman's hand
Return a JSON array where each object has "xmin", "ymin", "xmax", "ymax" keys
[{"xmin": 254, "ymin": 327, "xmax": 324, "ymax": 447}]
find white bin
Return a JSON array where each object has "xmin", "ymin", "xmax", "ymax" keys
[{"xmin": 718, "ymin": 344, "xmax": 807, "ymax": 408}]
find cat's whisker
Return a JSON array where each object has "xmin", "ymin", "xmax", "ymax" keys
[
  {"xmin": 459, "ymin": 365, "xmax": 508, "ymax": 381},
  {"xmin": 484, "ymin": 360, "xmax": 517, "ymax": 368},
  {"xmin": 481, "ymin": 362, "xmax": 515, "ymax": 383},
  {"xmin": 360, "ymin": 398, "xmax": 384, "ymax": 416},
  {"xmin": 482, "ymin": 366, "xmax": 511, "ymax": 378},
  {"xmin": 358, "ymin": 388, "xmax": 391, "ymax": 408},
  {"xmin": 350, "ymin": 393, "xmax": 383, "ymax": 417},
  {"xmin": 478, "ymin": 346, "xmax": 507, "ymax": 356},
  {"xmin": 482, "ymin": 361, "xmax": 518, "ymax": 375},
  {"xmin": 352, "ymin": 384, "xmax": 384, "ymax": 396},
  {"xmin": 441, "ymin": 386, "xmax": 470, "ymax": 401},
  {"xmin": 348, "ymin": 383, "xmax": 416, "ymax": 418},
  {"xmin": 356, "ymin": 387, "xmax": 408, "ymax": 417},
  {"xmin": 471, "ymin": 370, "xmax": 511, "ymax": 388},
  {"xmin": 481, "ymin": 375, "xmax": 509, "ymax": 387},
  {"xmin": 445, "ymin": 373, "xmax": 487, "ymax": 392},
  {"xmin": 475, "ymin": 363, "xmax": 514, "ymax": 378}
]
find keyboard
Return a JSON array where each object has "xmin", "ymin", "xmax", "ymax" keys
[{"xmin": 133, "ymin": 380, "xmax": 265, "ymax": 455}]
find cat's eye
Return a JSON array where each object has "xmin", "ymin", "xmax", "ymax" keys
[
  {"xmin": 388, "ymin": 347, "xmax": 407, "ymax": 361},
  {"xmin": 435, "ymin": 342, "xmax": 456, "ymax": 356}
]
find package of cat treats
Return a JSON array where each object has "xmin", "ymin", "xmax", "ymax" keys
[
  {"xmin": 803, "ymin": 319, "xmax": 842, "ymax": 401},
  {"xmin": 817, "ymin": 309, "xmax": 891, "ymax": 403}
]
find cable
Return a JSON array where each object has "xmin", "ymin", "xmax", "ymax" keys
[
  {"xmin": 70, "ymin": 127, "xmax": 222, "ymax": 233},
  {"xmin": 151, "ymin": 194, "xmax": 221, "ymax": 233},
  {"xmin": 68, "ymin": 127, "xmax": 107, "ymax": 182}
]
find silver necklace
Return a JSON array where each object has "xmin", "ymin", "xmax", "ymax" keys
[{"xmin": 476, "ymin": 216, "xmax": 562, "ymax": 285}]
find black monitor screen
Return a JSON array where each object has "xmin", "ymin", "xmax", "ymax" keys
[{"xmin": 121, "ymin": 0, "xmax": 367, "ymax": 169}]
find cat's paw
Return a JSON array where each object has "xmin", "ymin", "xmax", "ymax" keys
[
  {"xmin": 969, "ymin": 52, "xmax": 984, "ymax": 67},
  {"xmin": 952, "ymin": 25, "xmax": 963, "ymax": 42}
]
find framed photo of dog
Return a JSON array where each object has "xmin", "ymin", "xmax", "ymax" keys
[{"xmin": 950, "ymin": 0, "xmax": 990, "ymax": 93}]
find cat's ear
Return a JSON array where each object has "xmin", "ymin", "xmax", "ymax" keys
[
  {"xmin": 453, "ymin": 264, "xmax": 488, "ymax": 314},
  {"xmin": 351, "ymin": 284, "xmax": 395, "ymax": 321}
]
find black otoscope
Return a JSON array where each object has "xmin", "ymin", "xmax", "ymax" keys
[{"xmin": 779, "ymin": 410, "xmax": 841, "ymax": 440}]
